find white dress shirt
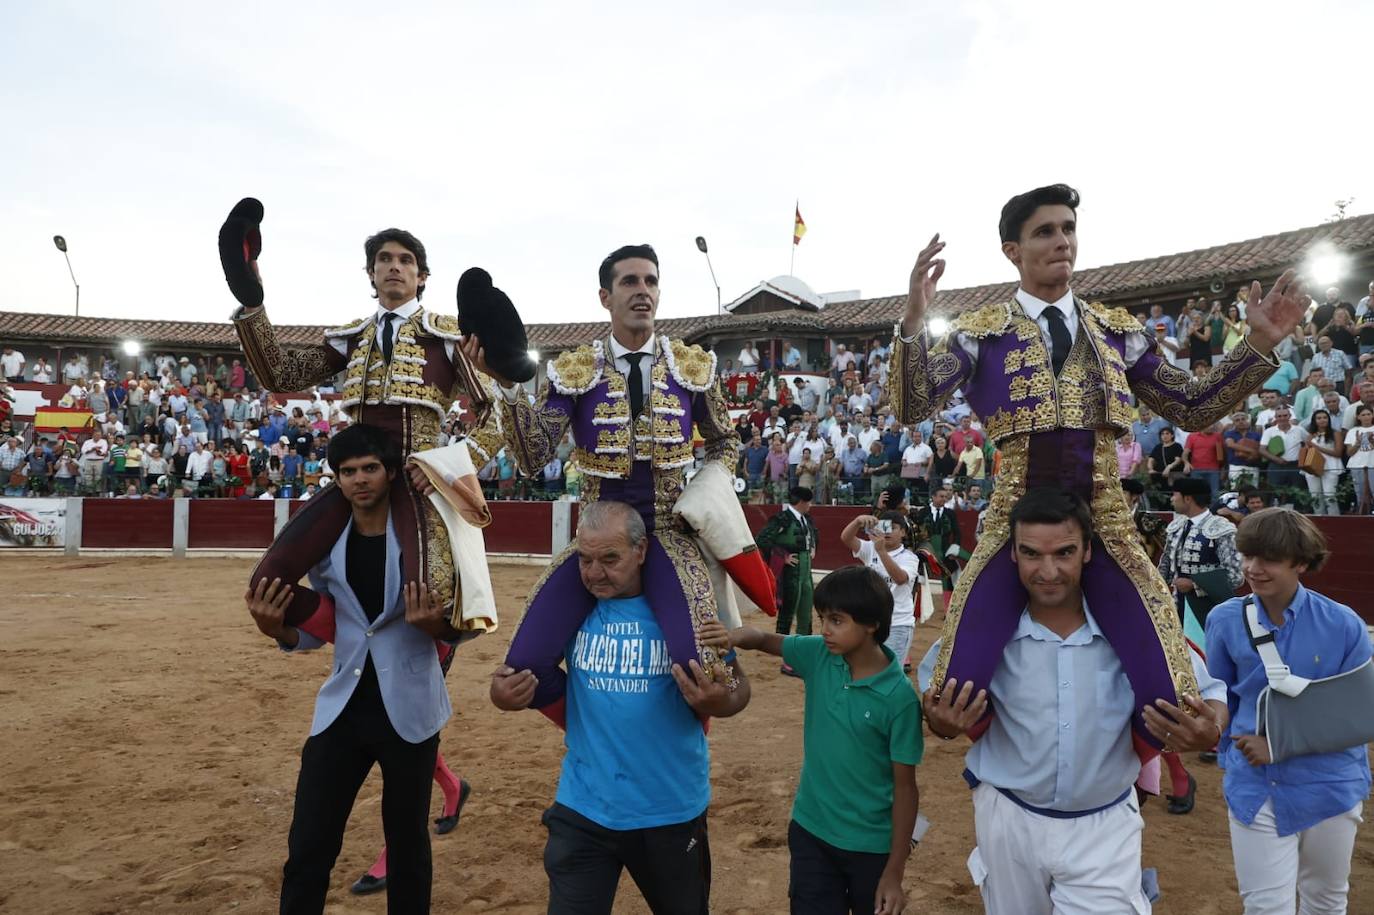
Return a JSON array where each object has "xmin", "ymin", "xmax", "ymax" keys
[
  {"xmin": 606, "ymin": 334, "xmax": 657, "ymax": 407},
  {"xmin": 322, "ymin": 299, "xmax": 457, "ymax": 363}
]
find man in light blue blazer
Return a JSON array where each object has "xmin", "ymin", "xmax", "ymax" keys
[{"xmin": 248, "ymin": 423, "xmax": 463, "ymax": 914}]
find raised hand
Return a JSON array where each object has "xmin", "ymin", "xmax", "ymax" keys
[
  {"xmin": 903, "ymin": 234, "xmax": 947, "ymax": 337},
  {"xmin": 1244, "ymin": 269, "xmax": 1305, "ymax": 353}
]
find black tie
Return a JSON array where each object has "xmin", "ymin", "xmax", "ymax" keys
[
  {"xmin": 1174, "ymin": 519, "xmax": 1193, "ymax": 570},
  {"xmin": 1045, "ymin": 305, "xmax": 1072, "ymax": 375},
  {"xmin": 380, "ymin": 313, "xmax": 396, "ymax": 363},
  {"xmin": 625, "ymin": 352, "xmax": 646, "ymax": 418}
]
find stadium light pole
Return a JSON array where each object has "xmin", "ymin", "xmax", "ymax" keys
[
  {"xmin": 695, "ymin": 236, "xmax": 722, "ymax": 314},
  {"xmin": 53, "ymin": 235, "xmax": 79, "ymax": 316}
]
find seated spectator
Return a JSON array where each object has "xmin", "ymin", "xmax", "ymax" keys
[{"xmin": 1148, "ymin": 427, "xmax": 1186, "ymax": 489}]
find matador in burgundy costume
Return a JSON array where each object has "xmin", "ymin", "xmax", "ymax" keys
[
  {"xmin": 894, "ymin": 185, "xmax": 1304, "ymax": 744},
  {"xmin": 483, "ymin": 244, "xmax": 776, "ymax": 723}
]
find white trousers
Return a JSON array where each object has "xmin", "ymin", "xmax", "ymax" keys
[
  {"xmin": 1228, "ymin": 799, "xmax": 1363, "ymax": 915},
  {"xmin": 1303, "ymin": 469, "xmax": 1343, "ymax": 516},
  {"xmin": 968, "ymin": 781, "xmax": 1149, "ymax": 915}
]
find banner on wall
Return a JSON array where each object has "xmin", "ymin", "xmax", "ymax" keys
[{"xmin": 0, "ymin": 499, "xmax": 66, "ymax": 547}]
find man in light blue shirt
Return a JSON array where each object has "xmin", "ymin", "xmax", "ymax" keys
[
  {"xmin": 1131, "ymin": 405, "xmax": 1171, "ymax": 461},
  {"xmin": 1204, "ymin": 508, "xmax": 1370, "ymax": 914},
  {"xmin": 920, "ymin": 488, "xmax": 1227, "ymax": 914}
]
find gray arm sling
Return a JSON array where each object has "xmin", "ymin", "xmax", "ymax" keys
[{"xmin": 1244, "ymin": 596, "xmax": 1374, "ymax": 763}]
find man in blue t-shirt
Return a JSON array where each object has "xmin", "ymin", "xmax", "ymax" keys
[{"xmin": 490, "ymin": 501, "xmax": 750, "ymax": 914}]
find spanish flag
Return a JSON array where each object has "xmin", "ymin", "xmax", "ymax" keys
[{"xmin": 793, "ymin": 203, "xmax": 806, "ymax": 246}]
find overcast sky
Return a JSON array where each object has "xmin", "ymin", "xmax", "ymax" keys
[{"xmin": 4, "ymin": 0, "xmax": 1371, "ymax": 331}]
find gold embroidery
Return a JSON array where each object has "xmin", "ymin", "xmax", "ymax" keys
[
  {"xmin": 1133, "ymin": 337, "xmax": 1281, "ymax": 430},
  {"xmin": 656, "ymin": 527, "xmax": 735, "ymax": 689},
  {"xmin": 594, "ymin": 400, "xmax": 630, "ymax": 423},
  {"xmin": 1025, "ymin": 368, "xmax": 1054, "ymax": 400},
  {"xmin": 233, "ymin": 305, "xmax": 345, "ymax": 393},
  {"xmin": 1003, "ymin": 349, "xmax": 1025, "ymax": 374},
  {"xmin": 950, "ymin": 301, "xmax": 1014, "ymax": 339},
  {"xmin": 929, "ymin": 350, "xmax": 963, "ymax": 390},
  {"xmin": 596, "ymin": 426, "xmax": 631, "ymax": 452},
  {"xmin": 667, "ymin": 338, "xmax": 715, "ymax": 391},
  {"xmin": 573, "ymin": 447, "xmax": 629, "ymax": 478},
  {"xmin": 1086, "ymin": 299, "xmax": 1144, "ymax": 335},
  {"xmin": 549, "ymin": 344, "xmax": 600, "ymax": 394}
]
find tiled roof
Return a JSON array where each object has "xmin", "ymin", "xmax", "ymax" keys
[{"xmin": 5, "ymin": 213, "xmax": 1373, "ymax": 353}]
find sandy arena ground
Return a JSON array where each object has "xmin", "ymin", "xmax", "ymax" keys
[{"xmin": 1, "ymin": 554, "xmax": 1371, "ymax": 914}]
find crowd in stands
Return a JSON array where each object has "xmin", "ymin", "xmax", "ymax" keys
[
  {"xmin": 0, "ymin": 348, "xmax": 342, "ymax": 500},
  {"xmin": 4, "ymin": 280, "xmax": 1373, "ymax": 514}
]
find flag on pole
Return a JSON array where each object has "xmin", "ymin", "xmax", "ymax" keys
[{"xmin": 793, "ymin": 203, "xmax": 806, "ymax": 246}]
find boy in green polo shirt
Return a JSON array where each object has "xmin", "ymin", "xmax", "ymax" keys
[{"xmin": 731, "ymin": 565, "xmax": 922, "ymax": 914}]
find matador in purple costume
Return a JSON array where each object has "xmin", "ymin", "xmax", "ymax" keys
[
  {"xmin": 894, "ymin": 185, "xmax": 1304, "ymax": 744},
  {"xmin": 472, "ymin": 244, "xmax": 776, "ymax": 724}
]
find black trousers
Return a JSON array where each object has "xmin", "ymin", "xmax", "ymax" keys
[
  {"xmin": 787, "ymin": 820, "xmax": 888, "ymax": 915},
  {"xmin": 280, "ymin": 669, "xmax": 439, "ymax": 915},
  {"xmin": 542, "ymin": 802, "xmax": 710, "ymax": 915}
]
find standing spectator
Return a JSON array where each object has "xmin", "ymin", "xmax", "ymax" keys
[
  {"xmin": 1344, "ymin": 405, "xmax": 1374, "ymax": 515},
  {"xmin": 1260, "ymin": 345, "xmax": 1301, "ymax": 401},
  {"xmin": 227, "ymin": 443, "xmax": 250, "ymax": 498},
  {"xmin": 927, "ymin": 434, "xmax": 957, "ymax": 489},
  {"xmin": 123, "ymin": 436, "xmax": 144, "ymax": 491},
  {"xmin": 1302, "ymin": 410, "xmax": 1344, "ymax": 516},
  {"xmin": 25, "ymin": 437, "xmax": 53, "ymax": 495},
  {"xmin": 541, "ymin": 455, "xmax": 563, "ymax": 495},
  {"xmin": 229, "ymin": 358, "xmax": 247, "ymax": 389},
  {"xmin": 817, "ymin": 446, "xmax": 840, "ymax": 504},
  {"xmin": 0, "ymin": 436, "xmax": 26, "ymax": 495},
  {"xmin": 78, "ymin": 430, "xmax": 109, "ymax": 494},
  {"xmin": 1221, "ymin": 303, "xmax": 1249, "ymax": 354},
  {"xmin": 281, "ymin": 447, "xmax": 304, "ymax": 494},
  {"xmin": 1253, "ymin": 389, "xmax": 1283, "ymax": 430},
  {"xmin": 781, "ymin": 338, "xmax": 802, "ymax": 369},
  {"xmin": 789, "ymin": 423, "xmax": 824, "ymax": 487},
  {"xmin": 1183, "ymin": 421, "xmax": 1225, "ymax": 494},
  {"xmin": 1116, "ymin": 431, "xmax": 1143, "ymax": 478},
  {"xmin": 177, "ymin": 356, "xmax": 195, "ymax": 387},
  {"xmin": 839, "ymin": 435, "xmax": 867, "ymax": 497},
  {"xmin": 1260, "ymin": 406, "xmax": 1307, "ymax": 493},
  {"xmin": 842, "ymin": 513, "xmax": 924, "ymax": 669},
  {"xmin": 862, "ymin": 440, "xmax": 893, "ymax": 498},
  {"xmin": 87, "ymin": 380, "xmax": 109, "ymax": 418},
  {"xmin": 955, "ymin": 436, "xmax": 985, "ymax": 484},
  {"xmin": 1131, "ymin": 405, "xmax": 1170, "ymax": 459},
  {"xmin": 107, "ymin": 435, "xmax": 127, "ymax": 494},
  {"xmin": 205, "ymin": 392, "xmax": 226, "ymax": 445},
  {"xmin": 1, "ymin": 346, "xmax": 26, "ymax": 383},
  {"xmin": 1292, "ymin": 368, "xmax": 1327, "ymax": 423},
  {"xmin": 847, "ymin": 384, "xmax": 873, "ymax": 418},
  {"xmin": 796, "ymin": 447, "xmax": 819, "ymax": 491},
  {"xmin": 854, "ymin": 413, "xmax": 881, "ymax": 453},
  {"xmin": 948, "ymin": 415, "xmax": 984, "ymax": 456},
  {"xmin": 900, "ymin": 430, "xmax": 932, "ymax": 496},
  {"xmin": 1152, "ymin": 321, "xmax": 1187, "ymax": 372},
  {"xmin": 761, "ymin": 405, "xmax": 786, "ymax": 442},
  {"xmin": 737, "ymin": 341, "xmax": 760, "ymax": 371},
  {"xmin": 144, "ymin": 446, "xmax": 167, "ymax": 491},
  {"xmin": 52, "ymin": 450, "xmax": 79, "ymax": 494},
  {"xmin": 61, "ymin": 354, "xmax": 84, "ymax": 384},
  {"xmin": 831, "ymin": 342, "xmax": 856, "ymax": 385},
  {"xmin": 31, "ymin": 356, "xmax": 53, "ymax": 383},
  {"xmin": 742, "ymin": 430, "xmax": 768, "ymax": 490},
  {"xmin": 1223, "ymin": 412, "xmax": 1264, "ymax": 487},
  {"xmin": 1148, "ymin": 302, "xmax": 1176, "ymax": 338},
  {"xmin": 1148, "ymin": 427, "xmax": 1186, "ymax": 489},
  {"xmin": 1207, "ymin": 300, "xmax": 1227, "ymax": 364},
  {"xmin": 1308, "ymin": 336, "xmax": 1346, "ymax": 390},
  {"xmin": 1205, "ymin": 510, "xmax": 1370, "ymax": 915},
  {"xmin": 764, "ymin": 437, "xmax": 790, "ymax": 503},
  {"xmin": 793, "ymin": 376, "xmax": 819, "ymax": 413},
  {"xmin": 185, "ymin": 441, "xmax": 213, "ymax": 495}
]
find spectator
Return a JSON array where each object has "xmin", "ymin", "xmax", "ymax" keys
[
  {"xmin": 742, "ymin": 430, "xmax": 768, "ymax": 489},
  {"xmin": 1292, "ymin": 368, "xmax": 1327, "ymax": 423},
  {"xmin": 1220, "ymin": 303, "xmax": 1248, "ymax": 353},
  {"xmin": 863, "ymin": 440, "xmax": 893, "ymax": 497},
  {"xmin": 1341, "ymin": 380, "xmax": 1374, "ymax": 429},
  {"xmin": 900, "ymin": 430, "xmax": 932, "ymax": 495},
  {"xmin": 789, "ymin": 423, "xmax": 824, "ymax": 485},
  {"xmin": 1131, "ymin": 405, "xmax": 1170, "ymax": 458},
  {"xmin": 761, "ymin": 405, "xmax": 786, "ymax": 442},
  {"xmin": 794, "ymin": 376, "xmax": 819, "ymax": 413},
  {"xmin": 1260, "ymin": 406, "xmax": 1307, "ymax": 492},
  {"xmin": 206, "ymin": 392, "xmax": 226, "ymax": 445},
  {"xmin": 1, "ymin": 346, "xmax": 26, "ymax": 383},
  {"xmin": 1344, "ymin": 405, "xmax": 1374, "ymax": 515},
  {"xmin": 185, "ymin": 441, "xmax": 213, "ymax": 494},
  {"xmin": 1152, "ymin": 320, "xmax": 1187, "ymax": 372},
  {"xmin": 1183, "ymin": 421, "xmax": 1225, "ymax": 494},
  {"xmin": 52, "ymin": 450, "xmax": 78, "ymax": 494},
  {"xmin": 1185, "ymin": 305, "xmax": 1212, "ymax": 367},
  {"xmin": 61, "ymin": 355, "xmax": 83, "ymax": 384},
  {"xmin": 839, "ymin": 435, "xmax": 867, "ymax": 492},
  {"xmin": 257, "ymin": 482, "xmax": 280, "ymax": 500},
  {"xmin": 817, "ymin": 446, "xmax": 840, "ymax": 504},
  {"xmin": 1323, "ymin": 309, "xmax": 1360, "ymax": 380},
  {"xmin": 1115, "ymin": 431, "xmax": 1143, "ymax": 478},
  {"xmin": 737, "ymin": 341, "xmax": 760, "ymax": 371},
  {"xmin": 1253, "ymin": 389, "xmax": 1283, "ymax": 429},
  {"xmin": 847, "ymin": 384, "xmax": 873, "ymax": 417},
  {"xmin": 1309, "ymin": 335, "xmax": 1346, "ymax": 390},
  {"xmin": 1223, "ymin": 412, "xmax": 1264, "ymax": 487},
  {"xmin": 765, "ymin": 437, "xmax": 790, "ymax": 502},
  {"xmin": 0, "ymin": 436, "xmax": 26, "ymax": 495},
  {"xmin": 955, "ymin": 482, "xmax": 988, "ymax": 512},
  {"xmin": 948, "ymin": 415, "xmax": 984, "ymax": 456},
  {"xmin": 1148, "ymin": 302, "xmax": 1176, "ymax": 338},
  {"xmin": 828, "ymin": 419, "xmax": 853, "ymax": 454},
  {"xmin": 841, "ymin": 512, "xmax": 924, "ymax": 671},
  {"xmin": 79, "ymin": 430, "xmax": 109, "ymax": 494},
  {"xmin": 955, "ymin": 436, "xmax": 984, "ymax": 484},
  {"xmin": 1322, "ymin": 389, "xmax": 1348, "ymax": 431},
  {"xmin": 854, "ymin": 414, "xmax": 881, "ymax": 453},
  {"xmin": 927, "ymin": 434, "xmax": 957, "ymax": 489},
  {"xmin": 831, "ymin": 342, "xmax": 856, "ymax": 383},
  {"xmin": 1302, "ymin": 410, "xmax": 1344, "ymax": 516},
  {"xmin": 541, "ymin": 455, "xmax": 563, "ymax": 495},
  {"xmin": 782, "ymin": 338, "xmax": 802, "ymax": 369},
  {"xmin": 1148, "ymin": 427, "xmax": 1186, "ymax": 489},
  {"xmin": 797, "ymin": 447, "xmax": 819, "ymax": 491},
  {"xmin": 25, "ymin": 437, "xmax": 53, "ymax": 495}
]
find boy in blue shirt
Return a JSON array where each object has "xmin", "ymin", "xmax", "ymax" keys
[
  {"xmin": 732, "ymin": 565, "xmax": 922, "ymax": 915},
  {"xmin": 1205, "ymin": 508, "xmax": 1371, "ymax": 914}
]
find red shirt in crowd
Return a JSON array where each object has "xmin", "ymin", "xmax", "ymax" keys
[
  {"xmin": 1186, "ymin": 431, "xmax": 1224, "ymax": 470},
  {"xmin": 950, "ymin": 428, "xmax": 985, "ymax": 455}
]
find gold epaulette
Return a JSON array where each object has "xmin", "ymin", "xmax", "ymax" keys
[
  {"xmin": 421, "ymin": 310, "xmax": 463, "ymax": 340},
  {"xmin": 950, "ymin": 301, "xmax": 1015, "ymax": 339},
  {"xmin": 1085, "ymin": 299, "xmax": 1144, "ymax": 335},
  {"xmin": 665, "ymin": 336, "xmax": 716, "ymax": 392},
  {"xmin": 548, "ymin": 343, "xmax": 601, "ymax": 395}
]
